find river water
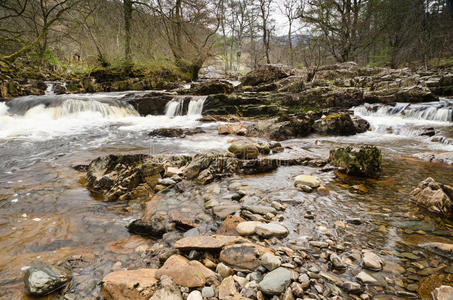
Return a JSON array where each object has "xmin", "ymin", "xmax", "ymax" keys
[{"xmin": 0, "ymin": 91, "xmax": 452, "ymax": 299}]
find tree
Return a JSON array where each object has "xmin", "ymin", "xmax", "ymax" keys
[
  {"xmin": 278, "ymin": 0, "xmax": 300, "ymax": 66},
  {"xmin": 257, "ymin": 0, "xmax": 273, "ymax": 64}
]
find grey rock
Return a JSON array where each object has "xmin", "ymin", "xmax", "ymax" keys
[
  {"xmin": 343, "ymin": 281, "xmax": 362, "ymax": 294},
  {"xmin": 261, "ymin": 253, "xmax": 282, "ymax": 271},
  {"xmin": 201, "ymin": 286, "xmax": 215, "ymax": 298},
  {"xmin": 255, "ymin": 223, "xmax": 289, "ymax": 238},
  {"xmin": 362, "ymin": 251, "xmax": 384, "ymax": 271},
  {"xmin": 243, "ymin": 205, "xmax": 277, "ymax": 215},
  {"xmin": 258, "ymin": 267, "xmax": 292, "ymax": 295},
  {"xmin": 24, "ymin": 262, "xmax": 71, "ymax": 297},
  {"xmin": 330, "ymin": 253, "xmax": 346, "ymax": 269}
]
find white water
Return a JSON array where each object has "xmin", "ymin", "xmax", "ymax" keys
[{"xmin": 164, "ymin": 96, "xmax": 207, "ymax": 117}]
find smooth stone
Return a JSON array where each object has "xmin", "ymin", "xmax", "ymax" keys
[
  {"xmin": 236, "ymin": 221, "xmax": 262, "ymax": 236},
  {"xmin": 294, "ymin": 175, "xmax": 321, "ymax": 188},
  {"xmin": 258, "ymin": 267, "xmax": 292, "ymax": 295},
  {"xmin": 220, "ymin": 243, "xmax": 273, "ymax": 271},
  {"xmin": 309, "ymin": 241, "xmax": 329, "ymax": 248},
  {"xmin": 187, "ymin": 290, "xmax": 202, "ymax": 300},
  {"xmin": 383, "ymin": 260, "xmax": 405, "ymax": 274},
  {"xmin": 213, "ymin": 204, "xmax": 242, "ymax": 219},
  {"xmin": 362, "ymin": 251, "xmax": 384, "ymax": 271},
  {"xmin": 202, "ymin": 286, "xmax": 215, "ymax": 298},
  {"xmin": 243, "ymin": 205, "xmax": 277, "ymax": 215},
  {"xmin": 330, "ymin": 253, "xmax": 346, "ymax": 269},
  {"xmin": 101, "ymin": 269, "xmax": 158, "ymax": 300},
  {"xmin": 216, "ymin": 215, "xmax": 245, "ymax": 236},
  {"xmin": 261, "ymin": 253, "xmax": 282, "ymax": 271},
  {"xmin": 156, "ymin": 255, "xmax": 215, "ymax": 287},
  {"xmin": 174, "ymin": 235, "xmax": 245, "ymax": 250},
  {"xmin": 432, "ymin": 285, "xmax": 453, "ymax": 300},
  {"xmin": 356, "ymin": 271, "xmax": 377, "ymax": 284},
  {"xmin": 255, "ymin": 223, "xmax": 289, "ymax": 238},
  {"xmin": 24, "ymin": 262, "xmax": 72, "ymax": 297}
]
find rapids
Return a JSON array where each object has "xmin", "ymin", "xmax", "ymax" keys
[{"xmin": 0, "ymin": 90, "xmax": 452, "ymax": 298}]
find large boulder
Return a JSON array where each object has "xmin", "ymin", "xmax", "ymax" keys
[
  {"xmin": 329, "ymin": 146, "xmax": 382, "ymax": 178},
  {"xmin": 24, "ymin": 262, "xmax": 72, "ymax": 297},
  {"xmin": 125, "ymin": 92, "xmax": 175, "ymax": 115},
  {"xmin": 241, "ymin": 64, "xmax": 292, "ymax": 86},
  {"xmin": 189, "ymin": 80, "xmax": 234, "ymax": 95},
  {"xmin": 313, "ymin": 113, "xmax": 357, "ymax": 136},
  {"xmin": 410, "ymin": 177, "xmax": 453, "ymax": 216}
]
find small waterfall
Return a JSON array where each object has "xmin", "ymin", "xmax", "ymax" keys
[
  {"xmin": 355, "ymin": 100, "xmax": 453, "ymax": 122},
  {"xmin": 165, "ymin": 96, "xmax": 207, "ymax": 117}
]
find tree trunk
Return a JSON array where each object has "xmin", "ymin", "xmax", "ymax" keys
[
  {"xmin": 288, "ymin": 21, "xmax": 293, "ymax": 66},
  {"xmin": 38, "ymin": 28, "xmax": 48, "ymax": 67},
  {"xmin": 123, "ymin": 0, "xmax": 133, "ymax": 68}
]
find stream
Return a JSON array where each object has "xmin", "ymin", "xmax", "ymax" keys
[{"xmin": 0, "ymin": 90, "xmax": 452, "ymax": 299}]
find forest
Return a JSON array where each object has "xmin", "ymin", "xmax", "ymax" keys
[{"xmin": 1, "ymin": 0, "xmax": 453, "ymax": 81}]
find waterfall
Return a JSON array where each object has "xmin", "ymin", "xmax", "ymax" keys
[
  {"xmin": 354, "ymin": 100, "xmax": 453, "ymax": 122},
  {"xmin": 165, "ymin": 96, "xmax": 207, "ymax": 117}
]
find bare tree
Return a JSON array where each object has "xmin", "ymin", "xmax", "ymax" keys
[
  {"xmin": 278, "ymin": 0, "xmax": 300, "ymax": 66},
  {"xmin": 257, "ymin": 0, "xmax": 273, "ymax": 64}
]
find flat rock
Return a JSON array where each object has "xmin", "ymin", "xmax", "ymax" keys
[
  {"xmin": 219, "ymin": 276, "xmax": 238, "ymax": 299},
  {"xmin": 220, "ymin": 243, "xmax": 273, "ymax": 271},
  {"xmin": 213, "ymin": 204, "xmax": 242, "ymax": 219},
  {"xmin": 242, "ymin": 205, "xmax": 277, "ymax": 215},
  {"xmin": 356, "ymin": 271, "xmax": 377, "ymax": 284},
  {"xmin": 319, "ymin": 271, "xmax": 343, "ymax": 286},
  {"xmin": 101, "ymin": 269, "xmax": 158, "ymax": 300},
  {"xmin": 217, "ymin": 216, "xmax": 246, "ymax": 235},
  {"xmin": 432, "ymin": 285, "xmax": 453, "ymax": 300},
  {"xmin": 294, "ymin": 175, "xmax": 321, "ymax": 188},
  {"xmin": 236, "ymin": 221, "xmax": 262, "ymax": 236},
  {"xmin": 156, "ymin": 255, "xmax": 215, "ymax": 287},
  {"xmin": 419, "ymin": 242, "xmax": 453, "ymax": 258},
  {"xmin": 255, "ymin": 223, "xmax": 289, "ymax": 238},
  {"xmin": 261, "ymin": 253, "xmax": 282, "ymax": 271},
  {"xmin": 174, "ymin": 235, "xmax": 245, "ymax": 250},
  {"xmin": 24, "ymin": 262, "xmax": 72, "ymax": 297},
  {"xmin": 362, "ymin": 251, "xmax": 384, "ymax": 271},
  {"xmin": 258, "ymin": 267, "xmax": 292, "ymax": 295}
]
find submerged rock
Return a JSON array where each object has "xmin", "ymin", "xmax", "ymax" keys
[
  {"xmin": 174, "ymin": 235, "xmax": 245, "ymax": 250},
  {"xmin": 329, "ymin": 146, "xmax": 382, "ymax": 178},
  {"xmin": 432, "ymin": 285, "xmax": 453, "ymax": 300},
  {"xmin": 101, "ymin": 269, "xmax": 158, "ymax": 300},
  {"xmin": 24, "ymin": 262, "xmax": 71, "ymax": 297},
  {"xmin": 410, "ymin": 177, "xmax": 453, "ymax": 216}
]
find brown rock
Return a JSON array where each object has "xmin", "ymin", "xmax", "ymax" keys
[
  {"xmin": 218, "ymin": 124, "xmax": 248, "ymax": 136},
  {"xmin": 174, "ymin": 235, "xmax": 246, "ymax": 250},
  {"xmin": 213, "ymin": 204, "xmax": 242, "ymax": 219},
  {"xmin": 410, "ymin": 177, "xmax": 453, "ymax": 216},
  {"xmin": 219, "ymin": 276, "xmax": 238, "ymax": 299},
  {"xmin": 220, "ymin": 243, "xmax": 273, "ymax": 271},
  {"xmin": 156, "ymin": 255, "xmax": 216, "ymax": 287},
  {"xmin": 100, "ymin": 269, "xmax": 158, "ymax": 300},
  {"xmin": 216, "ymin": 216, "xmax": 246, "ymax": 235}
]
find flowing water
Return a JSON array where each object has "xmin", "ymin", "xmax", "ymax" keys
[{"xmin": 0, "ymin": 91, "xmax": 452, "ymax": 299}]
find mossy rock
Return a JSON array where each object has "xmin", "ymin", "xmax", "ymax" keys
[
  {"xmin": 313, "ymin": 113, "xmax": 357, "ymax": 136},
  {"xmin": 228, "ymin": 144, "xmax": 259, "ymax": 159},
  {"xmin": 329, "ymin": 146, "xmax": 382, "ymax": 178}
]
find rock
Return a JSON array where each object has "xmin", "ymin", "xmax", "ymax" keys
[
  {"xmin": 319, "ymin": 271, "xmax": 343, "ymax": 286},
  {"xmin": 149, "ymin": 127, "xmax": 205, "ymax": 138},
  {"xmin": 419, "ymin": 242, "xmax": 453, "ymax": 258},
  {"xmin": 156, "ymin": 255, "xmax": 216, "ymax": 287},
  {"xmin": 258, "ymin": 267, "xmax": 292, "ymax": 295},
  {"xmin": 410, "ymin": 177, "xmax": 453, "ymax": 216},
  {"xmin": 24, "ymin": 262, "xmax": 72, "ymax": 297},
  {"xmin": 242, "ymin": 64, "xmax": 292, "ymax": 86},
  {"xmin": 100, "ymin": 269, "xmax": 158, "ymax": 300},
  {"xmin": 150, "ymin": 275, "xmax": 183, "ymax": 300},
  {"xmin": 420, "ymin": 127, "xmax": 436, "ymax": 137},
  {"xmin": 202, "ymin": 286, "xmax": 215, "ymax": 298},
  {"xmin": 313, "ymin": 113, "xmax": 357, "ymax": 135},
  {"xmin": 329, "ymin": 146, "xmax": 382, "ymax": 178},
  {"xmin": 217, "ymin": 262, "xmax": 235, "ymax": 278},
  {"xmin": 294, "ymin": 175, "xmax": 321, "ymax": 188},
  {"xmin": 261, "ymin": 253, "xmax": 282, "ymax": 271},
  {"xmin": 352, "ymin": 116, "xmax": 370, "ymax": 133},
  {"xmin": 236, "ymin": 221, "xmax": 262, "ymax": 236},
  {"xmin": 213, "ymin": 204, "xmax": 242, "ymax": 219},
  {"xmin": 174, "ymin": 235, "xmax": 245, "ymax": 250},
  {"xmin": 255, "ymin": 223, "xmax": 289, "ymax": 238},
  {"xmin": 343, "ymin": 281, "xmax": 362, "ymax": 294},
  {"xmin": 187, "ymin": 290, "xmax": 203, "ymax": 300},
  {"xmin": 220, "ymin": 243, "xmax": 273, "ymax": 271},
  {"xmin": 432, "ymin": 285, "xmax": 453, "ymax": 300},
  {"xmin": 190, "ymin": 80, "xmax": 234, "ymax": 95},
  {"xmin": 282, "ymin": 287, "xmax": 295, "ymax": 300},
  {"xmin": 330, "ymin": 253, "xmax": 346, "ymax": 269},
  {"xmin": 242, "ymin": 205, "xmax": 277, "ymax": 215},
  {"xmin": 228, "ymin": 144, "xmax": 259, "ymax": 159},
  {"xmin": 217, "ymin": 216, "xmax": 246, "ymax": 235},
  {"xmin": 362, "ymin": 251, "xmax": 384, "ymax": 271},
  {"xmin": 218, "ymin": 123, "xmax": 248, "ymax": 135},
  {"xmin": 219, "ymin": 276, "xmax": 238, "ymax": 298},
  {"xmin": 356, "ymin": 271, "xmax": 377, "ymax": 284}
]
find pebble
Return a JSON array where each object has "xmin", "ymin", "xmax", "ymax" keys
[
  {"xmin": 258, "ymin": 267, "xmax": 292, "ymax": 295},
  {"xmin": 255, "ymin": 223, "xmax": 289, "ymax": 238},
  {"xmin": 187, "ymin": 290, "xmax": 202, "ymax": 300},
  {"xmin": 261, "ymin": 253, "xmax": 282, "ymax": 271},
  {"xmin": 330, "ymin": 253, "xmax": 346, "ymax": 269},
  {"xmin": 357, "ymin": 271, "xmax": 377, "ymax": 284},
  {"xmin": 362, "ymin": 251, "xmax": 384, "ymax": 271},
  {"xmin": 201, "ymin": 286, "xmax": 215, "ymax": 298}
]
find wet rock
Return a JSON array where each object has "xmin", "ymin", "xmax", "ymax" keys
[
  {"xmin": 190, "ymin": 80, "xmax": 234, "ymax": 95},
  {"xmin": 228, "ymin": 144, "xmax": 259, "ymax": 159},
  {"xmin": 343, "ymin": 281, "xmax": 362, "ymax": 294},
  {"xmin": 220, "ymin": 243, "xmax": 273, "ymax": 271},
  {"xmin": 352, "ymin": 116, "xmax": 370, "ymax": 133},
  {"xmin": 329, "ymin": 146, "xmax": 382, "ymax": 178},
  {"xmin": 309, "ymin": 241, "xmax": 329, "ymax": 248},
  {"xmin": 174, "ymin": 235, "xmax": 245, "ymax": 250},
  {"xmin": 362, "ymin": 251, "xmax": 384, "ymax": 271},
  {"xmin": 410, "ymin": 177, "xmax": 453, "ymax": 216},
  {"xmin": 261, "ymin": 253, "xmax": 282, "ymax": 271},
  {"xmin": 313, "ymin": 112, "xmax": 357, "ymax": 136},
  {"xmin": 294, "ymin": 175, "xmax": 321, "ymax": 189},
  {"xmin": 24, "ymin": 262, "xmax": 72, "ymax": 297},
  {"xmin": 330, "ymin": 253, "xmax": 346, "ymax": 269},
  {"xmin": 202, "ymin": 286, "xmax": 215, "ymax": 298},
  {"xmin": 100, "ymin": 269, "xmax": 158, "ymax": 300},
  {"xmin": 213, "ymin": 204, "xmax": 242, "ymax": 219},
  {"xmin": 242, "ymin": 205, "xmax": 277, "ymax": 215},
  {"xmin": 432, "ymin": 285, "xmax": 453, "ymax": 300},
  {"xmin": 217, "ymin": 215, "xmax": 246, "ymax": 235},
  {"xmin": 356, "ymin": 271, "xmax": 377, "ymax": 284},
  {"xmin": 258, "ymin": 267, "xmax": 292, "ymax": 295},
  {"xmin": 420, "ymin": 127, "xmax": 436, "ymax": 137},
  {"xmin": 219, "ymin": 276, "xmax": 238, "ymax": 298},
  {"xmin": 149, "ymin": 127, "xmax": 205, "ymax": 138},
  {"xmin": 236, "ymin": 221, "xmax": 262, "ymax": 236},
  {"xmin": 419, "ymin": 242, "xmax": 453, "ymax": 258},
  {"xmin": 217, "ymin": 262, "xmax": 235, "ymax": 278},
  {"xmin": 319, "ymin": 271, "xmax": 343, "ymax": 286},
  {"xmin": 150, "ymin": 275, "xmax": 183, "ymax": 300},
  {"xmin": 255, "ymin": 223, "xmax": 289, "ymax": 238},
  {"xmin": 156, "ymin": 255, "xmax": 216, "ymax": 287},
  {"xmin": 218, "ymin": 123, "xmax": 247, "ymax": 136}
]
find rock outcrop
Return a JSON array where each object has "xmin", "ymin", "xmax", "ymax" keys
[
  {"xmin": 329, "ymin": 146, "xmax": 382, "ymax": 178},
  {"xmin": 410, "ymin": 177, "xmax": 453, "ymax": 216},
  {"xmin": 312, "ymin": 113, "xmax": 357, "ymax": 136}
]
